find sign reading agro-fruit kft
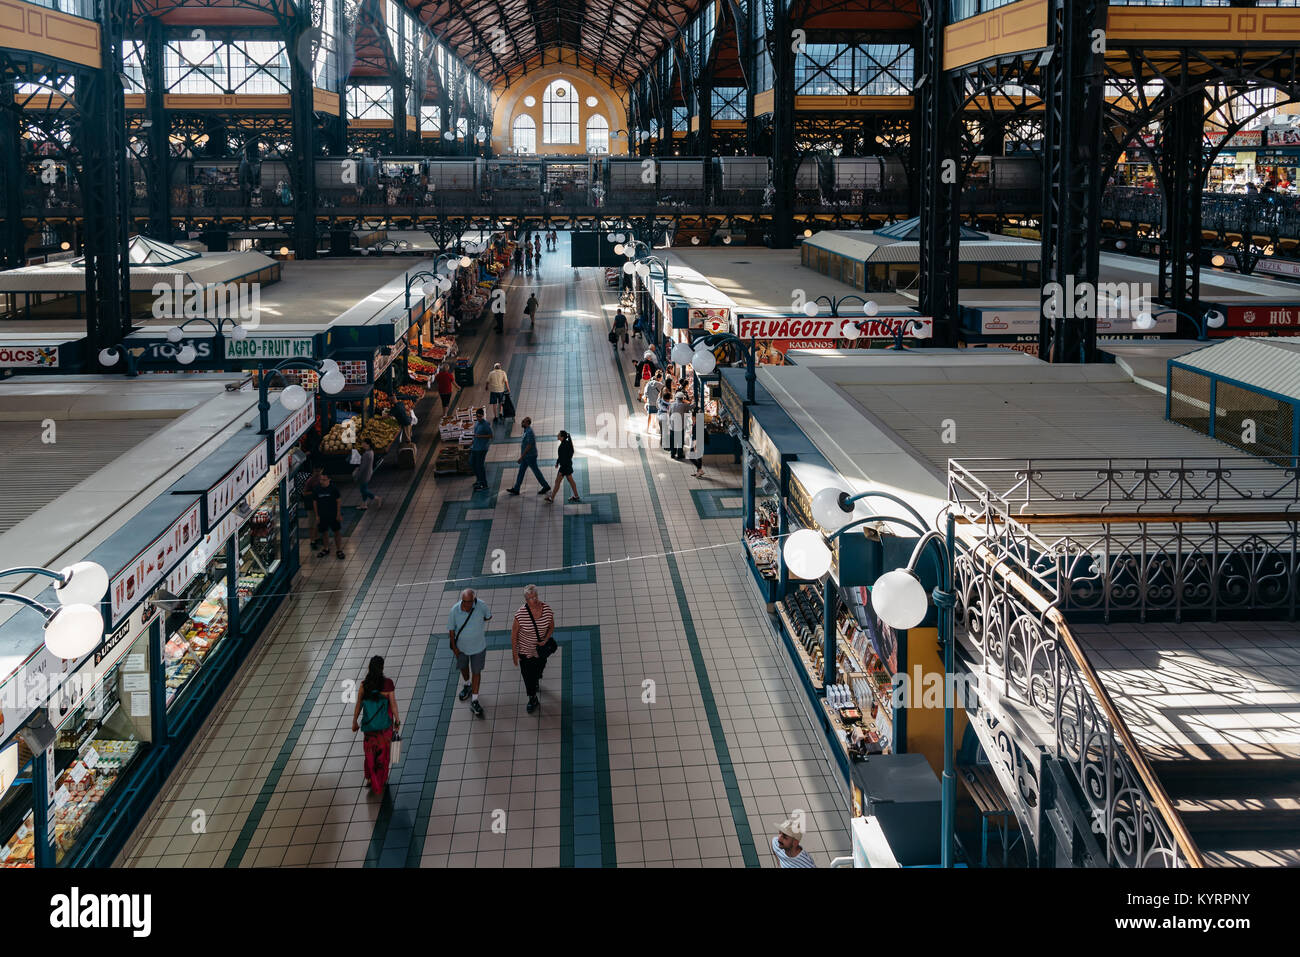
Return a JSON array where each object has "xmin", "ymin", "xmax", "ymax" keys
[{"xmin": 225, "ymin": 337, "xmax": 315, "ymax": 360}]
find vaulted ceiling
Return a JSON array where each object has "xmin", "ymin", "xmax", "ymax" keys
[{"xmin": 408, "ymin": 0, "xmax": 708, "ymax": 88}]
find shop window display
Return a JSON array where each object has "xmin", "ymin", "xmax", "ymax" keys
[
  {"xmin": 0, "ymin": 742, "xmax": 36, "ymax": 867},
  {"xmin": 47, "ymin": 631, "xmax": 151, "ymax": 863},
  {"xmin": 154, "ymin": 556, "xmax": 231, "ymax": 709},
  {"xmin": 237, "ymin": 490, "xmax": 281, "ymax": 609}
]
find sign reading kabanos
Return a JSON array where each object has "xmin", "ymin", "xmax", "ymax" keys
[{"xmin": 737, "ymin": 316, "xmax": 933, "ymax": 339}]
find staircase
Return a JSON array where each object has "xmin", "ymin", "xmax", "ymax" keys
[{"xmin": 1151, "ymin": 759, "xmax": 1300, "ymax": 867}]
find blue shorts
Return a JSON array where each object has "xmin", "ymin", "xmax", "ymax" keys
[{"xmin": 489, "ymin": 391, "xmax": 505, "ymax": 403}]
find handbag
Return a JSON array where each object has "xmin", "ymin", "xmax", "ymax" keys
[
  {"xmin": 410, "ymin": 409, "xmax": 419, "ymax": 426},
  {"xmin": 390, "ymin": 733, "xmax": 401, "ymax": 765},
  {"xmin": 526, "ymin": 604, "xmax": 558, "ymax": 660}
]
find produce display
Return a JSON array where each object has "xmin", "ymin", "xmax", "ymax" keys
[
  {"xmin": 321, "ymin": 417, "xmax": 359, "ymax": 454},
  {"xmin": 164, "ymin": 584, "xmax": 229, "ymax": 705},
  {"xmin": 360, "ymin": 415, "xmax": 401, "ymax": 451},
  {"xmin": 396, "ymin": 384, "xmax": 424, "ymax": 401}
]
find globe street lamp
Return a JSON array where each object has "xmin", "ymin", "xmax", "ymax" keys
[
  {"xmin": 1134, "ymin": 305, "xmax": 1226, "ymax": 340},
  {"xmin": 0, "ymin": 563, "xmax": 109, "ymax": 659},
  {"xmin": 257, "ymin": 358, "xmax": 345, "ymax": 432},
  {"xmin": 782, "ymin": 487, "xmax": 958, "ymax": 868},
  {"xmin": 405, "ymin": 268, "xmax": 452, "ymax": 310}
]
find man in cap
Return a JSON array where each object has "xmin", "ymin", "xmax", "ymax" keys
[{"xmin": 772, "ymin": 820, "xmax": 817, "ymax": 868}]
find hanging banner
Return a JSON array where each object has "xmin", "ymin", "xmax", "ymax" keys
[
  {"xmin": 110, "ymin": 501, "xmax": 202, "ymax": 624},
  {"xmin": 736, "ymin": 316, "xmax": 933, "ymax": 341}
]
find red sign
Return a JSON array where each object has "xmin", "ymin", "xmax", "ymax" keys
[
  {"xmin": 1224, "ymin": 305, "xmax": 1300, "ymax": 329},
  {"xmin": 737, "ymin": 316, "xmax": 933, "ymax": 340},
  {"xmin": 1209, "ymin": 326, "xmax": 1300, "ymax": 338}
]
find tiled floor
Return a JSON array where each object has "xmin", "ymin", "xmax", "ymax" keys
[{"xmin": 119, "ymin": 237, "xmax": 848, "ymax": 868}]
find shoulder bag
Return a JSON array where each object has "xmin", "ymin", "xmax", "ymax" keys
[
  {"xmin": 450, "ymin": 600, "xmax": 479, "ymax": 652},
  {"xmin": 526, "ymin": 604, "xmax": 558, "ymax": 659}
]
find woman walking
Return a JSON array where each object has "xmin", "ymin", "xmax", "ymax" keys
[
  {"xmin": 511, "ymin": 585, "xmax": 556, "ymax": 714},
  {"xmin": 352, "ymin": 655, "xmax": 400, "ymax": 794},
  {"xmin": 355, "ymin": 437, "xmax": 381, "ymax": 509},
  {"xmin": 544, "ymin": 430, "xmax": 580, "ymax": 503}
]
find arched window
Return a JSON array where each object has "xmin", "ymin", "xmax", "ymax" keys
[
  {"xmin": 543, "ymin": 79, "xmax": 578, "ymax": 145},
  {"xmin": 512, "ymin": 114, "xmax": 536, "ymax": 154},
  {"xmin": 586, "ymin": 113, "xmax": 609, "ymax": 154}
]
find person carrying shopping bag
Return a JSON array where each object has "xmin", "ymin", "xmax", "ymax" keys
[
  {"xmin": 352, "ymin": 655, "xmax": 400, "ymax": 794},
  {"xmin": 511, "ymin": 584, "xmax": 556, "ymax": 714}
]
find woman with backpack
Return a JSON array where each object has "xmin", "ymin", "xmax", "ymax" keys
[{"xmin": 351, "ymin": 655, "xmax": 400, "ymax": 794}]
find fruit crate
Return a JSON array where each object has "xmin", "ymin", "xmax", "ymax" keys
[{"xmin": 433, "ymin": 445, "xmax": 469, "ymax": 476}]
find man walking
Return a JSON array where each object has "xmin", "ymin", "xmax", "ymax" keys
[
  {"xmin": 524, "ymin": 292, "xmax": 539, "ymax": 328},
  {"xmin": 447, "ymin": 588, "xmax": 491, "ymax": 718},
  {"xmin": 469, "ymin": 408, "xmax": 493, "ymax": 492},
  {"xmin": 312, "ymin": 472, "xmax": 345, "ymax": 560},
  {"xmin": 434, "ymin": 364, "xmax": 455, "ymax": 410},
  {"xmin": 668, "ymin": 390, "xmax": 690, "ymax": 460},
  {"xmin": 506, "ymin": 416, "xmax": 551, "ymax": 497}
]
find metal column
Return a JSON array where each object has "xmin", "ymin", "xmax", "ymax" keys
[
  {"xmin": 287, "ymin": 6, "xmax": 319, "ymax": 259},
  {"xmin": 1158, "ymin": 91, "xmax": 1203, "ymax": 326},
  {"xmin": 0, "ymin": 87, "xmax": 24, "ymax": 267},
  {"xmin": 144, "ymin": 17, "xmax": 172, "ymax": 241},
  {"xmin": 1038, "ymin": 0, "xmax": 1106, "ymax": 363},
  {"xmin": 918, "ymin": 0, "xmax": 959, "ymax": 347},
  {"xmin": 769, "ymin": 0, "xmax": 796, "ymax": 248}
]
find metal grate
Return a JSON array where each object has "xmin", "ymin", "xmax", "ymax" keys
[
  {"xmin": 0, "ymin": 419, "xmax": 175, "ymax": 533},
  {"xmin": 1168, "ymin": 364, "xmax": 1211, "ymax": 435},
  {"xmin": 1215, "ymin": 380, "xmax": 1295, "ymax": 467}
]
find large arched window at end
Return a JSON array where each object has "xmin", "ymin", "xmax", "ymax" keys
[
  {"xmin": 586, "ymin": 113, "xmax": 609, "ymax": 154},
  {"xmin": 543, "ymin": 79, "xmax": 578, "ymax": 145},
  {"xmin": 512, "ymin": 113, "xmax": 536, "ymax": 154}
]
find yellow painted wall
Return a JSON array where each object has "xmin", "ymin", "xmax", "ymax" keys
[
  {"xmin": 491, "ymin": 66, "xmax": 628, "ymax": 156},
  {"xmin": 902, "ymin": 626, "xmax": 970, "ymax": 781},
  {"xmin": 0, "ymin": 0, "xmax": 100, "ymax": 69}
]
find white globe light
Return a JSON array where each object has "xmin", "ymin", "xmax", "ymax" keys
[
  {"xmin": 841, "ymin": 320, "xmax": 861, "ymax": 341},
  {"xmin": 166, "ymin": 326, "xmax": 184, "ymax": 343},
  {"xmin": 99, "ymin": 348, "xmax": 121, "ymax": 366},
  {"xmin": 723, "ymin": 236, "xmax": 732, "ymax": 245},
  {"xmin": 321, "ymin": 370, "xmax": 346, "ymax": 394},
  {"xmin": 459, "ymin": 256, "xmax": 472, "ymax": 268},
  {"xmin": 320, "ymin": 359, "xmax": 340, "ymax": 376},
  {"xmin": 422, "ymin": 281, "xmax": 436, "ymax": 296},
  {"xmin": 1134, "ymin": 311, "xmax": 1156, "ymax": 331},
  {"xmin": 803, "ymin": 300, "xmax": 820, "ymax": 317},
  {"xmin": 784, "ymin": 528, "xmax": 832, "ymax": 581},
  {"xmin": 670, "ymin": 342, "xmax": 694, "ymax": 365},
  {"xmin": 811, "ymin": 487, "xmax": 853, "ymax": 531},
  {"xmin": 43, "ymin": 603, "xmax": 104, "ymax": 659},
  {"xmin": 863, "ymin": 300, "xmax": 879, "ymax": 317},
  {"xmin": 280, "ymin": 383, "xmax": 308, "ymax": 410},
  {"xmin": 614, "ymin": 233, "xmax": 626, "ymax": 244},
  {"xmin": 692, "ymin": 347, "xmax": 716, "ymax": 375},
  {"xmin": 177, "ymin": 344, "xmax": 197, "ymax": 365},
  {"xmin": 444, "ymin": 131, "xmax": 455, "ymax": 141},
  {"xmin": 54, "ymin": 562, "xmax": 109, "ymax": 606},
  {"xmin": 636, "ymin": 263, "xmax": 651, "ymax": 280},
  {"xmin": 606, "ymin": 233, "xmax": 616, "ymax": 242},
  {"xmin": 1206, "ymin": 309, "xmax": 1226, "ymax": 329},
  {"xmin": 1115, "ymin": 240, "xmax": 1127, "ymax": 251},
  {"xmin": 613, "ymin": 243, "xmax": 624, "ymax": 256},
  {"xmin": 872, "ymin": 568, "xmax": 930, "ymax": 630},
  {"xmin": 438, "ymin": 276, "xmax": 453, "ymax": 292},
  {"xmin": 622, "ymin": 260, "xmax": 636, "ymax": 274},
  {"xmin": 691, "ymin": 236, "xmax": 700, "ymax": 245},
  {"xmin": 229, "ymin": 324, "xmax": 248, "ymax": 341}
]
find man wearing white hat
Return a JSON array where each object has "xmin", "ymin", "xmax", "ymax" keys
[{"xmin": 773, "ymin": 820, "xmax": 817, "ymax": 868}]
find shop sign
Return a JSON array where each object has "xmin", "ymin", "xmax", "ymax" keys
[
  {"xmin": 786, "ymin": 472, "xmax": 815, "ymax": 534},
  {"xmin": 737, "ymin": 316, "xmax": 933, "ymax": 340},
  {"xmin": 129, "ymin": 339, "xmax": 217, "ymax": 364},
  {"xmin": 1210, "ymin": 326, "xmax": 1300, "ymax": 339},
  {"xmin": 1206, "ymin": 130, "xmax": 1263, "ymax": 148},
  {"xmin": 1252, "ymin": 259, "xmax": 1300, "ymax": 280},
  {"xmin": 960, "ymin": 336, "xmax": 1041, "ymax": 358},
  {"xmin": 1222, "ymin": 304, "xmax": 1300, "ymax": 328},
  {"xmin": 747, "ymin": 416, "xmax": 782, "ymax": 484},
  {"xmin": 272, "ymin": 400, "xmax": 316, "ymax": 460},
  {"xmin": 689, "ymin": 307, "xmax": 731, "ymax": 332},
  {"xmin": 224, "ymin": 336, "xmax": 315, "ymax": 361},
  {"xmin": 251, "ymin": 453, "xmax": 291, "ymax": 506},
  {"xmin": 0, "ymin": 346, "xmax": 59, "ymax": 368},
  {"xmin": 1096, "ymin": 313, "xmax": 1176, "ymax": 334},
  {"xmin": 969, "ymin": 309, "xmax": 1039, "ymax": 335},
  {"xmin": 1266, "ymin": 128, "xmax": 1300, "ymax": 147},
  {"xmin": 111, "ymin": 501, "xmax": 202, "ymax": 624},
  {"xmin": 206, "ymin": 444, "xmax": 269, "ymax": 528}
]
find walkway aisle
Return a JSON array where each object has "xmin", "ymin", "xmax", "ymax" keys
[{"xmin": 120, "ymin": 236, "xmax": 847, "ymax": 869}]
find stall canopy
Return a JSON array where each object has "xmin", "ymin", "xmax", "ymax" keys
[
  {"xmin": 0, "ymin": 236, "xmax": 276, "ymax": 293},
  {"xmin": 804, "ymin": 223, "xmax": 1039, "ymax": 265}
]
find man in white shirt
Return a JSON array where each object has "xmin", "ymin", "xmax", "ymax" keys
[
  {"xmin": 772, "ymin": 820, "xmax": 817, "ymax": 868},
  {"xmin": 486, "ymin": 363, "xmax": 509, "ymax": 422},
  {"xmin": 447, "ymin": 588, "xmax": 492, "ymax": 717}
]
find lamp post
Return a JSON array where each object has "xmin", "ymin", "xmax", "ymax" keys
[
  {"xmin": 889, "ymin": 317, "xmax": 931, "ymax": 350},
  {"xmin": 0, "ymin": 562, "xmax": 109, "ymax": 659},
  {"xmin": 809, "ymin": 294, "xmax": 878, "ymax": 318},
  {"xmin": 97, "ymin": 341, "xmax": 141, "ymax": 377},
  {"xmin": 256, "ymin": 358, "xmax": 346, "ymax": 433},
  {"xmin": 1135, "ymin": 305, "xmax": 1226, "ymax": 340},
  {"xmin": 782, "ymin": 487, "xmax": 958, "ymax": 868},
  {"xmin": 672, "ymin": 332, "xmax": 758, "ymax": 406}
]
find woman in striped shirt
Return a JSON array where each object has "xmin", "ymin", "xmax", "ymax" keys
[{"xmin": 511, "ymin": 584, "xmax": 554, "ymax": 714}]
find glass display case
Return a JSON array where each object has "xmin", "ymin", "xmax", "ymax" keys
[
  {"xmin": 237, "ymin": 490, "xmax": 281, "ymax": 609},
  {"xmin": 0, "ymin": 742, "xmax": 36, "ymax": 868},
  {"xmin": 156, "ymin": 559, "xmax": 231, "ymax": 709},
  {"xmin": 47, "ymin": 631, "xmax": 150, "ymax": 863}
]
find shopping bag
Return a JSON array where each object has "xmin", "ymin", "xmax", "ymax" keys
[
  {"xmin": 348, "ymin": 449, "xmax": 362, "ymax": 465},
  {"xmin": 390, "ymin": 733, "xmax": 401, "ymax": 766},
  {"xmin": 410, "ymin": 409, "xmax": 419, "ymax": 426}
]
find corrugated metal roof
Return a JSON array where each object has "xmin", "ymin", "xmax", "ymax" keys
[
  {"xmin": 804, "ymin": 227, "xmax": 1038, "ymax": 264},
  {"xmin": 1171, "ymin": 337, "xmax": 1300, "ymax": 400},
  {"xmin": 0, "ymin": 419, "xmax": 174, "ymax": 532},
  {"xmin": 0, "ymin": 250, "xmax": 274, "ymax": 293}
]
